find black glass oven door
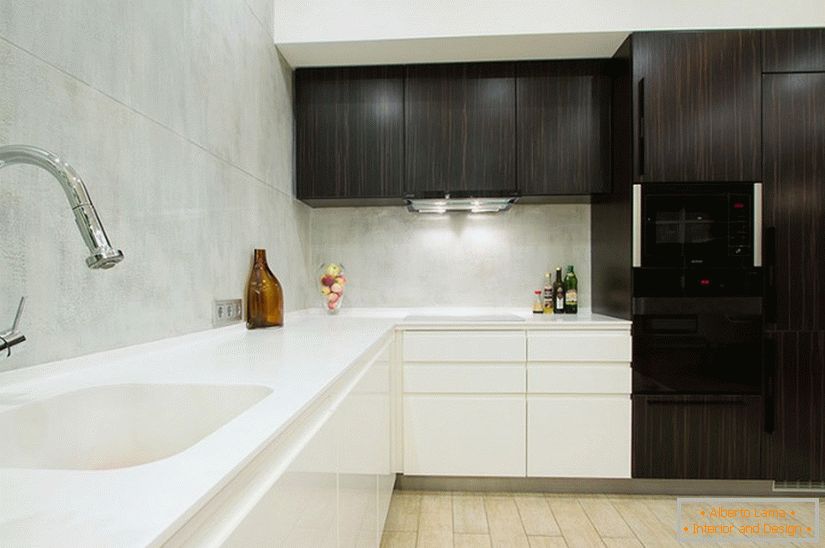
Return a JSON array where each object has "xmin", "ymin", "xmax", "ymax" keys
[{"xmin": 632, "ymin": 313, "xmax": 763, "ymax": 395}]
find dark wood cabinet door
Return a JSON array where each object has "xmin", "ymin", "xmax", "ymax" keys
[
  {"xmin": 762, "ymin": 73, "xmax": 825, "ymax": 331},
  {"xmin": 764, "ymin": 332, "xmax": 825, "ymax": 481},
  {"xmin": 516, "ymin": 61, "xmax": 611, "ymax": 195},
  {"xmin": 632, "ymin": 31, "xmax": 761, "ymax": 182},
  {"xmin": 763, "ymin": 29, "xmax": 825, "ymax": 73},
  {"xmin": 296, "ymin": 66, "xmax": 404, "ymax": 203},
  {"xmin": 405, "ymin": 63, "xmax": 516, "ymax": 195},
  {"xmin": 632, "ymin": 395, "xmax": 763, "ymax": 479}
]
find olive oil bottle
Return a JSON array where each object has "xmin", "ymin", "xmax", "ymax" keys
[{"xmin": 564, "ymin": 265, "xmax": 578, "ymax": 314}]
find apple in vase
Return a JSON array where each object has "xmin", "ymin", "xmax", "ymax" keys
[{"xmin": 319, "ymin": 263, "xmax": 346, "ymax": 313}]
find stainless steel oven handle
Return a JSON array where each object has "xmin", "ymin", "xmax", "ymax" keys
[
  {"xmin": 633, "ymin": 184, "xmax": 642, "ymax": 267},
  {"xmin": 753, "ymin": 182, "xmax": 763, "ymax": 267}
]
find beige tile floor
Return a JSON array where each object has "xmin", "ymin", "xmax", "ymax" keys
[{"xmin": 380, "ymin": 491, "xmax": 825, "ymax": 548}]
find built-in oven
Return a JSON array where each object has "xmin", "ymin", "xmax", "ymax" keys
[
  {"xmin": 632, "ymin": 297, "xmax": 763, "ymax": 395},
  {"xmin": 630, "ymin": 182, "xmax": 768, "ymax": 478},
  {"xmin": 633, "ymin": 183, "xmax": 762, "ymax": 269}
]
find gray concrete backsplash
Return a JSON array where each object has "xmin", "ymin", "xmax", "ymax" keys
[
  {"xmin": 0, "ymin": 1, "xmax": 313, "ymax": 370},
  {"xmin": 310, "ymin": 204, "xmax": 591, "ymax": 310}
]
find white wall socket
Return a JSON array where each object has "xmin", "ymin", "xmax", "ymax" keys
[{"xmin": 213, "ymin": 299, "xmax": 243, "ymax": 326}]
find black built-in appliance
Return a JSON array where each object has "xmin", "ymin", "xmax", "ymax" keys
[{"xmin": 630, "ymin": 183, "xmax": 767, "ymax": 479}]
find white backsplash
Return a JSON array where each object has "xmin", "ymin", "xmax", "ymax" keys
[
  {"xmin": 310, "ymin": 204, "xmax": 591, "ymax": 309},
  {"xmin": 0, "ymin": 1, "xmax": 312, "ymax": 370}
]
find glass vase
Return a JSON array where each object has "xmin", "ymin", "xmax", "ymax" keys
[{"xmin": 318, "ymin": 263, "xmax": 346, "ymax": 314}]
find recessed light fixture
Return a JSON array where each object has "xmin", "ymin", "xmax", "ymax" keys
[{"xmin": 406, "ymin": 197, "xmax": 517, "ymax": 214}]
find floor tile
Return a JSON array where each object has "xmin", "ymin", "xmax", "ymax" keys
[
  {"xmin": 485, "ymin": 496, "xmax": 530, "ymax": 548},
  {"xmin": 546, "ymin": 499, "xmax": 605, "ymax": 548},
  {"xmin": 527, "ymin": 535, "xmax": 568, "ymax": 547},
  {"xmin": 577, "ymin": 497, "xmax": 634, "ymax": 538},
  {"xmin": 454, "ymin": 495, "xmax": 489, "ymax": 534},
  {"xmin": 514, "ymin": 496, "xmax": 561, "ymax": 536},
  {"xmin": 382, "ymin": 531, "xmax": 418, "ymax": 548},
  {"xmin": 609, "ymin": 498, "xmax": 680, "ymax": 548},
  {"xmin": 454, "ymin": 533, "xmax": 493, "ymax": 547},
  {"xmin": 601, "ymin": 538, "xmax": 643, "ymax": 548},
  {"xmin": 385, "ymin": 493, "xmax": 421, "ymax": 532},
  {"xmin": 420, "ymin": 493, "xmax": 453, "ymax": 532},
  {"xmin": 417, "ymin": 529, "xmax": 453, "ymax": 548}
]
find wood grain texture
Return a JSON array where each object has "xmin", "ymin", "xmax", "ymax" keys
[
  {"xmin": 763, "ymin": 331, "xmax": 825, "ymax": 481},
  {"xmin": 296, "ymin": 66, "xmax": 404, "ymax": 201},
  {"xmin": 591, "ymin": 40, "xmax": 633, "ymax": 320},
  {"xmin": 632, "ymin": 395, "xmax": 763, "ymax": 479},
  {"xmin": 404, "ymin": 62, "xmax": 516, "ymax": 195},
  {"xmin": 516, "ymin": 60, "xmax": 611, "ymax": 196},
  {"xmin": 763, "ymin": 28, "xmax": 825, "ymax": 73},
  {"xmin": 632, "ymin": 31, "xmax": 762, "ymax": 182},
  {"xmin": 762, "ymin": 72, "xmax": 825, "ymax": 331}
]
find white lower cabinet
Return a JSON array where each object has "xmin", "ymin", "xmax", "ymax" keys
[
  {"xmin": 211, "ymin": 340, "xmax": 394, "ymax": 548},
  {"xmin": 401, "ymin": 327, "xmax": 632, "ymax": 480},
  {"xmin": 527, "ymin": 396, "xmax": 631, "ymax": 478},
  {"xmin": 403, "ymin": 395, "xmax": 526, "ymax": 476},
  {"xmin": 224, "ymin": 412, "xmax": 339, "ymax": 547}
]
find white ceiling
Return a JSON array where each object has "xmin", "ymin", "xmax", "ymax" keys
[
  {"xmin": 277, "ymin": 32, "xmax": 631, "ymax": 67},
  {"xmin": 273, "ymin": 0, "xmax": 825, "ymax": 67}
]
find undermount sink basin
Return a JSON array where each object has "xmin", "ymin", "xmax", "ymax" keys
[{"xmin": 0, "ymin": 383, "xmax": 272, "ymax": 470}]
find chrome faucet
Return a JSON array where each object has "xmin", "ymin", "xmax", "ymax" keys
[
  {"xmin": 0, "ymin": 298, "xmax": 25, "ymax": 358},
  {"xmin": 0, "ymin": 145, "xmax": 124, "ymax": 358}
]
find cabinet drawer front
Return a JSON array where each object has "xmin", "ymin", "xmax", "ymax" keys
[
  {"xmin": 404, "ymin": 331, "xmax": 526, "ymax": 362},
  {"xmin": 528, "ymin": 331, "xmax": 631, "ymax": 362},
  {"xmin": 527, "ymin": 396, "xmax": 631, "ymax": 478},
  {"xmin": 405, "ymin": 363, "xmax": 525, "ymax": 394},
  {"xmin": 528, "ymin": 363, "xmax": 631, "ymax": 394},
  {"xmin": 404, "ymin": 395, "xmax": 526, "ymax": 476}
]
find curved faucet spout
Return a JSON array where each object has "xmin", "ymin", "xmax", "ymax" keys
[{"xmin": 0, "ymin": 145, "xmax": 123, "ymax": 269}]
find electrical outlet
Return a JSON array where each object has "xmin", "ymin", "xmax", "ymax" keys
[{"xmin": 213, "ymin": 299, "xmax": 243, "ymax": 326}]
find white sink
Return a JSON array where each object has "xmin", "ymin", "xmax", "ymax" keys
[{"xmin": 0, "ymin": 383, "xmax": 272, "ymax": 470}]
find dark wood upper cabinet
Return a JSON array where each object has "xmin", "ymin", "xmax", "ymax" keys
[
  {"xmin": 516, "ymin": 61, "xmax": 612, "ymax": 196},
  {"xmin": 405, "ymin": 63, "xmax": 516, "ymax": 195},
  {"xmin": 632, "ymin": 31, "xmax": 762, "ymax": 182},
  {"xmin": 763, "ymin": 28, "xmax": 825, "ymax": 73},
  {"xmin": 296, "ymin": 66, "xmax": 404, "ymax": 205}
]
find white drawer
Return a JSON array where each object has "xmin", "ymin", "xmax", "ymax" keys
[
  {"xmin": 404, "ymin": 395, "xmax": 526, "ymax": 476},
  {"xmin": 527, "ymin": 331, "xmax": 631, "ymax": 362},
  {"xmin": 527, "ymin": 395, "xmax": 631, "ymax": 478},
  {"xmin": 404, "ymin": 331, "xmax": 526, "ymax": 362},
  {"xmin": 404, "ymin": 363, "xmax": 525, "ymax": 394},
  {"xmin": 528, "ymin": 363, "xmax": 631, "ymax": 394}
]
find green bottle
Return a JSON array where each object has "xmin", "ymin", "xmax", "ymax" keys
[{"xmin": 564, "ymin": 265, "xmax": 578, "ymax": 314}]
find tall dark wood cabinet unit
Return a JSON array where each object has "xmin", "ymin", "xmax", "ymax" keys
[
  {"xmin": 631, "ymin": 31, "xmax": 762, "ymax": 182},
  {"xmin": 404, "ymin": 63, "xmax": 517, "ymax": 196},
  {"xmin": 296, "ymin": 66, "xmax": 405, "ymax": 205},
  {"xmin": 516, "ymin": 61, "xmax": 611, "ymax": 196},
  {"xmin": 762, "ymin": 67, "xmax": 825, "ymax": 481},
  {"xmin": 595, "ymin": 32, "xmax": 768, "ymax": 480}
]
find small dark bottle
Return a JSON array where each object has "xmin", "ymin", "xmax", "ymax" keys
[
  {"xmin": 246, "ymin": 249, "xmax": 284, "ymax": 328},
  {"xmin": 552, "ymin": 267, "xmax": 565, "ymax": 314}
]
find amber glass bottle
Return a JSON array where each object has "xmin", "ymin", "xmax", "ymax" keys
[{"xmin": 246, "ymin": 249, "xmax": 283, "ymax": 328}]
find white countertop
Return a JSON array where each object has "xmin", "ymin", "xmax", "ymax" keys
[{"xmin": 0, "ymin": 308, "xmax": 628, "ymax": 547}]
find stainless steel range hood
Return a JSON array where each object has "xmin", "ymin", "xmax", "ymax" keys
[{"xmin": 405, "ymin": 192, "xmax": 518, "ymax": 214}]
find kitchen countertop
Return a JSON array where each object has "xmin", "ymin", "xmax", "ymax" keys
[{"xmin": 0, "ymin": 308, "xmax": 629, "ymax": 546}]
